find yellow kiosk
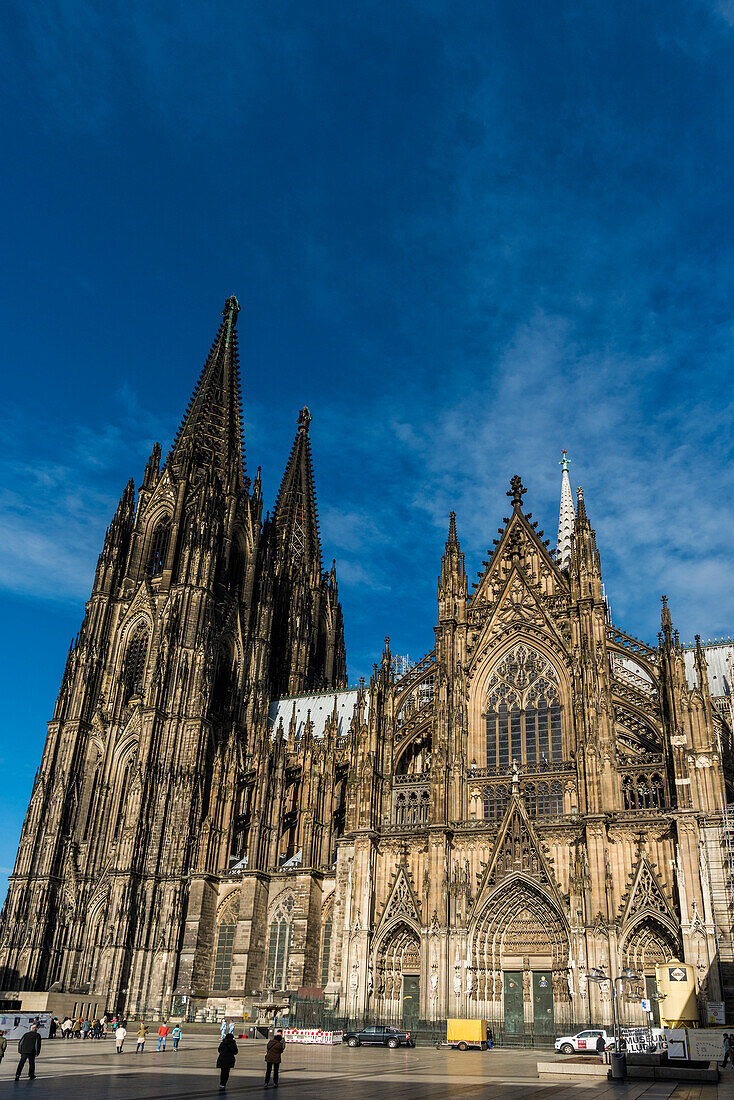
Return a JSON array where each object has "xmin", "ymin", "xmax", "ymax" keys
[{"xmin": 655, "ymin": 959, "xmax": 698, "ymax": 1028}]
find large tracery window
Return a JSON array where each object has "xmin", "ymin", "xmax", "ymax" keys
[
  {"xmin": 212, "ymin": 894, "xmax": 239, "ymax": 992},
  {"xmin": 122, "ymin": 624, "xmax": 149, "ymax": 703},
  {"xmin": 485, "ymin": 645, "xmax": 563, "ymax": 768},
  {"xmin": 266, "ymin": 895, "xmax": 295, "ymax": 990},
  {"xmin": 145, "ymin": 516, "xmax": 171, "ymax": 577}
]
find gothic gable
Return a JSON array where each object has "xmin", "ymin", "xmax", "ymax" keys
[
  {"xmin": 468, "ymin": 564, "xmax": 569, "ymax": 676},
  {"xmin": 471, "ymin": 501, "xmax": 567, "ymax": 608},
  {"xmin": 378, "ymin": 863, "xmax": 422, "ymax": 929},
  {"xmin": 474, "ymin": 796, "xmax": 565, "ymax": 913},
  {"xmin": 619, "ymin": 856, "xmax": 676, "ymax": 929}
]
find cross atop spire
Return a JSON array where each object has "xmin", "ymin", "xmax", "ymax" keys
[
  {"xmin": 507, "ymin": 475, "xmax": 527, "ymax": 509},
  {"xmin": 272, "ymin": 407, "xmax": 321, "ymax": 570},
  {"xmin": 556, "ymin": 450, "xmax": 575, "ymax": 569},
  {"xmin": 167, "ymin": 296, "xmax": 245, "ymax": 489}
]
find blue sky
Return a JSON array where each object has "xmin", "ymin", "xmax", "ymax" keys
[{"xmin": 1, "ymin": 1, "xmax": 734, "ymax": 895}]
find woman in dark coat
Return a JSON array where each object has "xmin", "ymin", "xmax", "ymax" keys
[
  {"xmin": 264, "ymin": 1030, "xmax": 286, "ymax": 1088},
  {"xmin": 216, "ymin": 1032, "xmax": 238, "ymax": 1089}
]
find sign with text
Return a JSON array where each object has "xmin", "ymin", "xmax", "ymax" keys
[{"xmin": 706, "ymin": 1002, "xmax": 725, "ymax": 1025}]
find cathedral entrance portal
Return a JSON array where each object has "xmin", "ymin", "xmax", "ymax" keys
[
  {"xmin": 375, "ymin": 923, "xmax": 421, "ymax": 1026},
  {"xmin": 473, "ymin": 879, "xmax": 569, "ymax": 1036}
]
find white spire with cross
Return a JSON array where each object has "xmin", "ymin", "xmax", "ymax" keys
[{"xmin": 557, "ymin": 450, "xmax": 575, "ymax": 570}]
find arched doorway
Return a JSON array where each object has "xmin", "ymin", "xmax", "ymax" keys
[
  {"xmin": 621, "ymin": 918, "xmax": 679, "ymax": 1027},
  {"xmin": 472, "ymin": 879, "xmax": 569, "ymax": 1037},
  {"xmin": 374, "ymin": 922, "xmax": 421, "ymax": 1028}
]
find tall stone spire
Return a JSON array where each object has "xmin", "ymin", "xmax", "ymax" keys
[
  {"xmin": 167, "ymin": 295, "xmax": 245, "ymax": 488},
  {"xmin": 272, "ymin": 407, "xmax": 321, "ymax": 571},
  {"xmin": 556, "ymin": 449, "xmax": 575, "ymax": 570}
]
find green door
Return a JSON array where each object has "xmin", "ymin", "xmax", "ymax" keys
[
  {"xmin": 402, "ymin": 975, "xmax": 420, "ymax": 1029},
  {"xmin": 533, "ymin": 971, "xmax": 554, "ymax": 1036},
  {"xmin": 504, "ymin": 971, "xmax": 524, "ymax": 1036},
  {"xmin": 645, "ymin": 974, "xmax": 660, "ymax": 1027}
]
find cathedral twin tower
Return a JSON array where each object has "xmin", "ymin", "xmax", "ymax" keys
[{"xmin": 1, "ymin": 297, "xmax": 731, "ymax": 1034}]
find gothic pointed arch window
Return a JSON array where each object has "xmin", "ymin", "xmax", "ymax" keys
[
  {"xmin": 483, "ymin": 784, "xmax": 510, "ymax": 821},
  {"xmin": 320, "ymin": 898, "xmax": 333, "ymax": 987},
  {"xmin": 83, "ymin": 760, "xmax": 101, "ymax": 841},
  {"xmin": 485, "ymin": 645, "xmax": 563, "ymax": 768},
  {"xmin": 113, "ymin": 760, "xmax": 132, "ymax": 840},
  {"xmin": 266, "ymin": 894, "xmax": 295, "ymax": 990},
  {"xmin": 650, "ymin": 774, "xmax": 664, "ymax": 808},
  {"xmin": 212, "ymin": 893, "xmax": 239, "ymax": 992},
  {"xmin": 145, "ymin": 515, "xmax": 172, "ymax": 577},
  {"xmin": 395, "ymin": 794, "xmax": 406, "ymax": 825},
  {"xmin": 122, "ymin": 624, "xmax": 149, "ymax": 702}
]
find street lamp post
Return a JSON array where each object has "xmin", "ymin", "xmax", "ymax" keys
[{"xmin": 585, "ymin": 966, "xmax": 641, "ymax": 1050}]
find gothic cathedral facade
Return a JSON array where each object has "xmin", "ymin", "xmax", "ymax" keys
[{"xmin": 1, "ymin": 298, "xmax": 732, "ymax": 1035}]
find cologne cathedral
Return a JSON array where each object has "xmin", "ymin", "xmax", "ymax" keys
[{"xmin": 1, "ymin": 297, "xmax": 733, "ymax": 1036}]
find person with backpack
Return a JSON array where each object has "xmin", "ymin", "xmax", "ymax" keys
[
  {"xmin": 15, "ymin": 1024, "xmax": 42, "ymax": 1081},
  {"xmin": 172, "ymin": 1024, "xmax": 182, "ymax": 1051},
  {"xmin": 264, "ymin": 1030, "xmax": 286, "ymax": 1089},
  {"xmin": 136, "ymin": 1022, "xmax": 147, "ymax": 1053},
  {"xmin": 157, "ymin": 1021, "xmax": 170, "ymax": 1051},
  {"xmin": 216, "ymin": 1031, "xmax": 238, "ymax": 1089}
]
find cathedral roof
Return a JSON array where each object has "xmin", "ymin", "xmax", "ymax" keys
[
  {"xmin": 682, "ymin": 640, "xmax": 733, "ymax": 699},
  {"xmin": 268, "ymin": 687, "xmax": 368, "ymax": 740}
]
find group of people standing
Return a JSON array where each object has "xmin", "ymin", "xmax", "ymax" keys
[
  {"xmin": 216, "ymin": 1027, "xmax": 285, "ymax": 1090},
  {"xmin": 0, "ymin": 1013, "xmax": 285, "ymax": 1089}
]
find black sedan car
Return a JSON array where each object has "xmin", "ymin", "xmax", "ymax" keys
[{"xmin": 344, "ymin": 1025, "xmax": 415, "ymax": 1048}]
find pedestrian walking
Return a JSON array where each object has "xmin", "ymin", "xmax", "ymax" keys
[
  {"xmin": 61, "ymin": 1017, "xmax": 72, "ymax": 1039},
  {"xmin": 216, "ymin": 1032, "xmax": 238, "ymax": 1090},
  {"xmin": 157, "ymin": 1021, "xmax": 170, "ymax": 1051},
  {"xmin": 596, "ymin": 1034, "xmax": 606, "ymax": 1061},
  {"xmin": 71, "ymin": 1018, "xmax": 82, "ymax": 1039},
  {"xmin": 93, "ymin": 1019, "xmax": 102, "ymax": 1040},
  {"xmin": 228, "ymin": 1021, "xmax": 235, "ymax": 1036},
  {"xmin": 264, "ymin": 1029, "xmax": 286, "ymax": 1089},
  {"xmin": 0, "ymin": 1030, "xmax": 6, "ymax": 1065},
  {"xmin": 487, "ymin": 1026, "xmax": 493, "ymax": 1050},
  {"xmin": 50, "ymin": 1017, "xmax": 58, "ymax": 1039},
  {"xmin": 172, "ymin": 1025, "xmax": 182, "ymax": 1051},
  {"xmin": 115, "ymin": 1024, "xmax": 127, "ymax": 1053},
  {"xmin": 136, "ymin": 1023, "xmax": 147, "ymax": 1053},
  {"xmin": 722, "ymin": 1033, "xmax": 731, "ymax": 1068},
  {"xmin": 82, "ymin": 1018, "xmax": 91, "ymax": 1040},
  {"xmin": 220, "ymin": 1018, "xmax": 228, "ymax": 1041},
  {"xmin": 15, "ymin": 1024, "xmax": 42, "ymax": 1081}
]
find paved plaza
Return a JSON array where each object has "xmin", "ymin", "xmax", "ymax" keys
[{"xmin": 0, "ymin": 1039, "xmax": 733, "ymax": 1100}]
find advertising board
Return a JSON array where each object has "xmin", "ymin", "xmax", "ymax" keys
[{"xmin": 0, "ymin": 1013, "xmax": 52, "ymax": 1040}]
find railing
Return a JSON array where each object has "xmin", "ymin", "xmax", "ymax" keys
[
  {"xmin": 611, "ymin": 679, "xmax": 659, "ymax": 713},
  {"xmin": 393, "ymin": 773, "xmax": 430, "ymax": 786},
  {"xmin": 607, "ymin": 625, "xmax": 659, "ymax": 664},
  {"xmin": 394, "ymin": 650, "xmax": 436, "ymax": 694},
  {"xmin": 612, "ymin": 660, "xmax": 656, "ymax": 698},
  {"xmin": 468, "ymin": 759, "xmax": 575, "ymax": 779}
]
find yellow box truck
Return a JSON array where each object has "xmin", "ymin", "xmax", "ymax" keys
[{"xmin": 443, "ymin": 1019, "xmax": 488, "ymax": 1050}]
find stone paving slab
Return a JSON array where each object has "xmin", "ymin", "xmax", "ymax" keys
[{"xmin": 0, "ymin": 1040, "xmax": 732, "ymax": 1100}]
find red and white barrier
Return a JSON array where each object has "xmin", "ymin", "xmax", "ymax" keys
[{"xmin": 282, "ymin": 1028, "xmax": 343, "ymax": 1045}]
